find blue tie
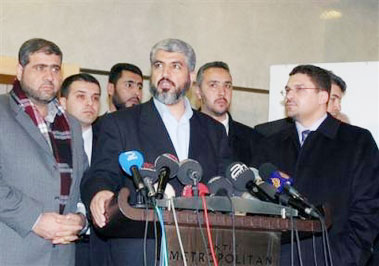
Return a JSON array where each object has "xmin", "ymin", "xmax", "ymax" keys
[{"xmin": 301, "ymin": 130, "xmax": 311, "ymax": 145}]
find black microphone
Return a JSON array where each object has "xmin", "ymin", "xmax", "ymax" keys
[
  {"xmin": 140, "ymin": 162, "xmax": 158, "ymax": 198},
  {"xmin": 225, "ymin": 162, "xmax": 276, "ymax": 202},
  {"xmin": 177, "ymin": 159, "xmax": 203, "ymax": 185},
  {"xmin": 207, "ymin": 176, "xmax": 235, "ymax": 197},
  {"xmin": 155, "ymin": 154, "xmax": 179, "ymax": 199},
  {"xmin": 259, "ymin": 163, "xmax": 320, "ymax": 218}
]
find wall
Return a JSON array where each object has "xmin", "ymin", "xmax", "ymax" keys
[{"xmin": 0, "ymin": 0, "xmax": 378, "ymax": 127}]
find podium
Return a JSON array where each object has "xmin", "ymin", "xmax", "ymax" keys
[{"xmin": 96, "ymin": 188, "xmax": 325, "ymax": 266}]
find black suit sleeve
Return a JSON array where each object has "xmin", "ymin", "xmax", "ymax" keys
[
  {"xmin": 80, "ymin": 114, "xmax": 126, "ymax": 208},
  {"xmin": 334, "ymin": 130, "xmax": 379, "ymax": 265}
]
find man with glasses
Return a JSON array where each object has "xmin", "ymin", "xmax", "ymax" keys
[{"xmin": 252, "ymin": 65, "xmax": 379, "ymax": 265}]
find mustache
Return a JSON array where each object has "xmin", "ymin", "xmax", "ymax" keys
[
  {"xmin": 158, "ymin": 78, "xmax": 175, "ymax": 87},
  {"xmin": 215, "ymin": 97, "xmax": 228, "ymax": 103}
]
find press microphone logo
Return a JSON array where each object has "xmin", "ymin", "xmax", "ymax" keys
[
  {"xmin": 271, "ymin": 178, "xmax": 281, "ymax": 189},
  {"xmin": 230, "ymin": 163, "xmax": 249, "ymax": 180},
  {"xmin": 126, "ymin": 151, "xmax": 138, "ymax": 161}
]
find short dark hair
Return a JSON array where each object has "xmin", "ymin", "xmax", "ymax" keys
[
  {"xmin": 108, "ymin": 63, "xmax": 143, "ymax": 85},
  {"xmin": 196, "ymin": 61, "xmax": 230, "ymax": 86},
  {"xmin": 289, "ymin": 65, "xmax": 331, "ymax": 94},
  {"xmin": 328, "ymin": 71, "xmax": 346, "ymax": 93},
  {"xmin": 18, "ymin": 38, "xmax": 62, "ymax": 66},
  {"xmin": 61, "ymin": 73, "xmax": 101, "ymax": 98}
]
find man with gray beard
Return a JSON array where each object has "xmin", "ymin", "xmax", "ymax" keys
[{"xmin": 81, "ymin": 38, "xmax": 231, "ymax": 265}]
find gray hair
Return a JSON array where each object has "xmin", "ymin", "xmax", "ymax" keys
[
  {"xmin": 150, "ymin": 38, "xmax": 196, "ymax": 71},
  {"xmin": 196, "ymin": 61, "xmax": 230, "ymax": 86},
  {"xmin": 19, "ymin": 38, "xmax": 62, "ymax": 66}
]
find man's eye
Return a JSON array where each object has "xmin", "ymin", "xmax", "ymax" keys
[
  {"xmin": 51, "ymin": 66, "xmax": 61, "ymax": 73},
  {"xmin": 153, "ymin": 62, "xmax": 162, "ymax": 68},
  {"xmin": 173, "ymin": 63, "xmax": 181, "ymax": 70},
  {"xmin": 35, "ymin": 65, "xmax": 45, "ymax": 71}
]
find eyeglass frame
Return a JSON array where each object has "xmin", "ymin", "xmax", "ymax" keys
[{"xmin": 280, "ymin": 86, "xmax": 319, "ymax": 97}]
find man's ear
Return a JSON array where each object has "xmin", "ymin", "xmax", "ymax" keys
[
  {"xmin": 59, "ymin": 97, "xmax": 67, "ymax": 110},
  {"xmin": 107, "ymin": 83, "xmax": 114, "ymax": 96},
  {"xmin": 194, "ymin": 84, "xmax": 202, "ymax": 101},
  {"xmin": 319, "ymin": 90, "xmax": 329, "ymax": 105},
  {"xmin": 16, "ymin": 63, "xmax": 24, "ymax": 81}
]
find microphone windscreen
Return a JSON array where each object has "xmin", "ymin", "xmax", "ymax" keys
[
  {"xmin": 118, "ymin": 151, "xmax": 144, "ymax": 175},
  {"xmin": 140, "ymin": 163, "xmax": 158, "ymax": 183},
  {"xmin": 225, "ymin": 162, "xmax": 255, "ymax": 192},
  {"xmin": 258, "ymin": 163, "xmax": 278, "ymax": 180},
  {"xmin": 207, "ymin": 176, "xmax": 234, "ymax": 197},
  {"xmin": 177, "ymin": 159, "xmax": 203, "ymax": 185},
  {"xmin": 154, "ymin": 154, "xmax": 179, "ymax": 179}
]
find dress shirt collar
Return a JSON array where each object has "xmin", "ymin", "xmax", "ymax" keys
[
  {"xmin": 295, "ymin": 113, "xmax": 327, "ymax": 143},
  {"xmin": 153, "ymin": 97, "xmax": 193, "ymax": 123}
]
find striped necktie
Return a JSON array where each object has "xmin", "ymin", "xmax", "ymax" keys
[{"xmin": 301, "ymin": 130, "xmax": 311, "ymax": 145}]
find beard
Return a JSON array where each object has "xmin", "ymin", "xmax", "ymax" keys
[
  {"xmin": 111, "ymin": 93, "xmax": 127, "ymax": 110},
  {"xmin": 149, "ymin": 77, "xmax": 191, "ymax": 105},
  {"xmin": 20, "ymin": 80, "xmax": 56, "ymax": 104}
]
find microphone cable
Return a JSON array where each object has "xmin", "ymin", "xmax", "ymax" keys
[
  {"xmin": 170, "ymin": 198, "xmax": 188, "ymax": 266},
  {"xmin": 201, "ymin": 195, "xmax": 219, "ymax": 266},
  {"xmin": 154, "ymin": 209, "xmax": 158, "ymax": 266},
  {"xmin": 144, "ymin": 197, "xmax": 157, "ymax": 266},
  {"xmin": 224, "ymin": 194, "xmax": 236, "ymax": 266},
  {"xmin": 155, "ymin": 206, "xmax": 168, "ymax": 266},
  {"xmin": 294, "ymin": 223, "xmax": 304, "ymax": 266},
  {"xmin": 195, "ymin": 194, "xmax": 212, "ymax": 266},
  {"xmin": 312, "ymin": 234, "xmax": 318, "ymax": 266},
  {"xmin": 143, "ymin": 204, "xmax": 149, "ymax": 266},
  {"xmin": 290, "ymin": 211, "xmax": 295, "ymax": 266},
  {"xmin": 319, "ymin": 215, "xmax": 333, "ymax": 266}
]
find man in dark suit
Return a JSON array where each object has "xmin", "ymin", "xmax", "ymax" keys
[
  {"xmin": 195, "ymin": 61, "xmax": 255, "ymax": 165},
  {"xmin": 253, "ymin": 65, "xmax": 379, "ymax": 266},
  {"xmin": 81, "ymin": 39, "xmax": 230, "ymax": 265}
]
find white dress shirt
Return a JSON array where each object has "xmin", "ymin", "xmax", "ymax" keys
[{"xmin": 153, "ymin": 97, "xmax": 193, "ymax": 161}]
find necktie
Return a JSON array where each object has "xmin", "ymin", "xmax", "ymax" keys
[{"xmin": 301, "ymin": 130, "xmax": 311, "ymax": 145}]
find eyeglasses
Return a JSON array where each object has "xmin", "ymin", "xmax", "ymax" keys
[{"xmin": 280, "ymin": 87, "xmax": 319, "ymax": 97}]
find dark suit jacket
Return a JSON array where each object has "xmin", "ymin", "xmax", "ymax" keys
[
  {"xmin": 252, "ymin": 114, "xmax": 379, "ymax": 266},
  {"xmin": 81, "ymin": 99, "xmax": 231, "ymax": 265},
  {"xmin": 228, "ymin": 115, "xmax": 259, "ymax": 166}
]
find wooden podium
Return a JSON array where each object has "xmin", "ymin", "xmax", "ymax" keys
[{"xmin": 96, "ymin": 188, "xmax": 325, "ymax": 266}]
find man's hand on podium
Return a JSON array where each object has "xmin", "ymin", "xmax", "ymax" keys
[{"xmin": 90, "ymin": 190, "xmax": 114, "ymax": 228}]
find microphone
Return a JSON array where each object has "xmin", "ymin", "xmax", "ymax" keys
[
  {"xmin": 177, "ymin": 159, "xmax": 203, "ymax": 185},
  {"xmin": 139, "ymin": 162, "xmax": 158, "ymax": 198},
  {"xmin": 182, "ymin": 183, "xmax": 209, "ymax": 197},
  {"xmin": 118, "ymin": 151, "xmax": 145, "ymax": 192},
  {"xmin": 207, "ymin": 176, "xmax": 235, "ymax": 197},
  {"xmin": 259, "ymin": 163, "xmax": 308, "ymax": 203},
  {"xmin": 225, "ymin": 162, "xmax": 276, "ymax": 202},
  {"xmin": 155, "ymin": 154, "xmax": 179, "ymax": 199},
  {"xmin": 259, "ymin": 163, "xmax": 320, "ymax": 218}
]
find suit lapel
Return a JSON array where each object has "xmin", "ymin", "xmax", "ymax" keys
[
  {"xmin": 10, "ymin": 96, "xmax": 53, "ymax": 158},
  {"xmin": 188, "ymin": 113, "xmax": 207, "ymax": 160},
  {"xmin": 139, "ymin": 100, "xmax": 177, "ymax": 162}
]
